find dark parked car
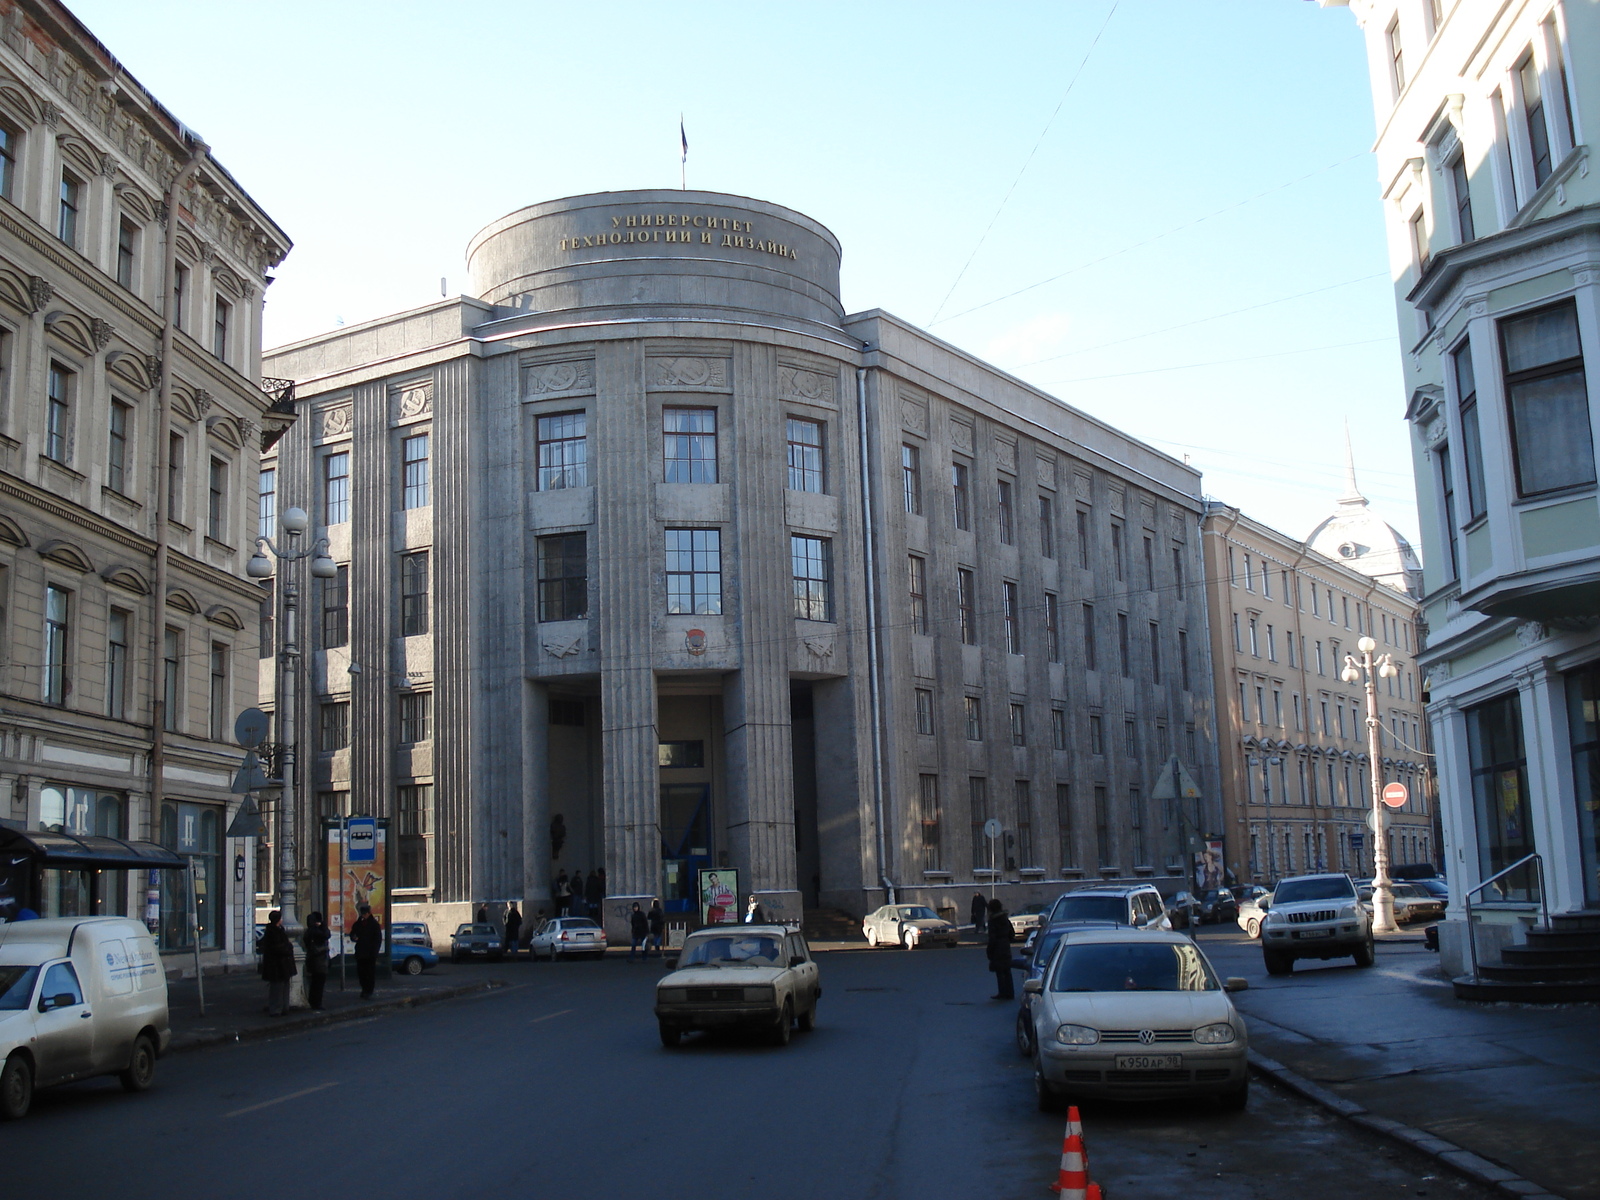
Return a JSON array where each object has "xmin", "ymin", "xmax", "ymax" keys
[
  {"xmin": 1198, "ymin": 888, "xmax": 1239, "ymax": 925},
  {"xmin": 450, "ymin": 923, "xmax": 504, "ymax": 962}
]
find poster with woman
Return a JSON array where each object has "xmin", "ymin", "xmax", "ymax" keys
[{"xmin": 698, "ymin": 868, "xmax": 738, "ymax": 925}]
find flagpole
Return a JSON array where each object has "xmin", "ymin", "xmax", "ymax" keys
[{"xmin": 680, "ymin": 114, "xmax": 687, "ymax": 190}]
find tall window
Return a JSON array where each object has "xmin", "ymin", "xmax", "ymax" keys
[
  {"xmin": 1149, "ymin": 621, "xmax": 1161, "ymax": 683},
  {"xmin": 117, "ymin": 218, "xmax": 138, "ymax": 289},
  {"xmin": 1448, "ymin": 156, "xmax": 1475, "ymax": 242},
  {"xmin": 918, "ymin": 775, "xmax": 941, "ymax": 872},
  {"xmin": 108, "ymin": 400, "xmax": 129, "ymax": 493},
  {"xmin": 162, "ymin": 627, "xmax": 181, "ymax": 731},
  {"xmin": 1385, "ymin": 17, "xmax": 1405, "ymax": 96},
  {"xmin": 1501, "ymin": 302, "xmax": 1593, "ymax": 497},
  {"xmin": 1143, "ymin": 536, "xmax": 1155, "ymax": 589},
  {"xmin": 1110, "ymin": 523, "xmax": 1124, "ymax": 579},
  {"xmin": 665, "ymin": 529, "xmax": 722, "ymax": 614},
  {"xmin": 786, "ymin": 418, "xmax": 824, "ymax": 493},
  {"xmin": 901, "ymin": 444, "xmax": 922, "ymax": 514},
  {"xmin": 0, "ymin": 121, "xmax": 16, "ymax": 200},
  {"xmin": 537, "ymin": 412, "xmax": 588, "ymax": 490},
  {"xmin": 320, "ymin": 700, "xmax": 350, "ymax": 752},
  {"xmin": 1044, "ymin": 592, "xmax": 1060, "ymax": 662},
  {"xmin": 57, "ymin": 171, "xmax": 80, "ymax": 246},
  {"xmin": 969, "ymin": 777, "xmax": 990, "ymax": 870},
  {"xmin": 1094, "ymin": 786, "xmax": 1112, "ymax": 869},
  {"xmin": 1129, "ymin": 787, "xmax": 1146, "ymax": 866},
  {"xmin": 1453, "ymin": 341, "xmax": 1486, "ymax": 521},
  {"xmin": 208, "ymin": 643, "xmax": 229, "ymax": 742},
  {"xmin": 1089, "ymin": 713, "xmax": 1104, "ymax": 755},
  {"xmin": 167, "ymin": 432, "xmax": 184, "ymax": 521},
  {"xmin": 1117, "ymin": 612, "xmax": 1130, "ymax": 677},
  {"xmin": 212, "ymin": 297, "xmax": 231, "ymax": 361},
  {"xmin": 908, "ymin": 555, "xmax": 928, "ymax": 634},
  {"xmin": 1014, "ymin": 780, "xmax": 1033, "ymax": 867},
  {"xmin": 1056, "ymin": 784, "xmax": 1076, "ymax": 869},
  {"xmin": 996, "ymin": 479, "xmax": 1014, "ymax": 544},
  {"xmin": 1082, "ymin": 603, "xmax": 1096, "ymax": 671},
  {"xmin": 172, "ymin": 263, "xmax": 188, "ymax": 331},
  {"xmin": 964, "ymin": 696, "xmax": 982, "ymax": 741},
  {"xmin": 1178, "ymin": 630, "xmax": 1190, "ymax": 690},
  {"xmin": 400, "ymin": 551, "xmax": 430, "ymax": 636},
  {"xmin": 1003, "ymin": 581, "xmax": 1021, "ymax": 654},
  {"xmin": 106, "ymin": 608, "xmax": 129, "ymax": 720},
  {"xmin": 663, "ymin": 407, "xmax": 717, "ymax": 482},
  {"xmin": 1052, "ymin": 708, "xmax": 1067, "ymax": 750},
  {"xmin": 951, "ymin": 461, "xmax": 971, "ymax": 531},
  {"xmin": 1076, "ymin": 509, "xmax": 1089, "ymax": 569},
  {"xmin": 1437, "ymin": 443, "xmax": 1462, "ymax": 581},
  {"xmin": 914, "ymin": 688, "xmax": 934, "ymax": 735},
  {"xmin": 1467, "ymin": 693, "xmax": 1534, "ymax": 898},
  {"xmin": 791, "ymin": 535, "xmax": 833, "ymax": 621},
  {"xmin": 43, "ymin": 585, "xmax": 69, "ymax": 705},
  {"xmin": 208, "ymin": 457, "xmax": 228, "ymax": 542},
  {"xmin": 258, "ymin": 468, "xmax": 277, "ymax": 539},
  {"xmin": 1172, "ymin": 546, "xmax": 1184, "ymax": 596},
  {"xmin": 45, "ymin": 363, "xmax": 72, "ymax": 463},
  {"xmin": 537, "ymin": 532, "xmax": 587, "ymax": 622},
  {"xmin": 1518, "ymin": 55, "xmax": 1552, "ymax": 187},
  {"xmin": 1038, "ymin": 495, "xmax": 1054, "ymax": 557},
  {"xmin": 320, "ymin": 564, "xmax": 349, "ymax": 648},
  {"xmin": 402, "ymin": 433, "xmax": 430, "ymax": 509},
  {"xmin": 957, "ymin": 568, "xmax": 976, "ymax": 645},
  {"xmin": 396, "ymin": 783, "xmax": 434, "ymax": 890},
  {"xmin": 1010, "ymin": 703, "xmax": 1026, "ymax": 746},
  {"xmin": 324, "ymin": 451, "xmax": 351, "ymax": 524},
  {"xmin": 398, "ymin": 690, "xmax": 433, "ymax": 742}
]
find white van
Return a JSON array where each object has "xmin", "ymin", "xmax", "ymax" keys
[{"xmin": 0, "ymin": 917, "xmax": 170, "ymax": 1119}]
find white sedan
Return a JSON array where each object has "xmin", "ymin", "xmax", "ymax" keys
[
  {"xmin": 527, "ymin": 917, "xmax": 607, "ymax": 960},
  {"xmin": 862, "ymin": 904, "xmax": 959, "ymax": 949}
]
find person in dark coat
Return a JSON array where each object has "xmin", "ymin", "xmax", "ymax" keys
[
  {"xmin": 259, "ymin": 910, "xmax": 297, "ymax": 1016},
  {"xmin": 985, "ymin": 899, "xmax": 1015, "ymax": 1000},
  {"xmin": 585, "ymin": 869, "xmax": 603, "ymax": 921},
  {"xmin": 476, "ymin": 905, "xmax": 489, "ymax": 923},
  {"xmin": 628, "ymin": 902, "xmax": 650, "ymax": 960},
  {"xmin": 302, "ymin": 911, "xmax": 331, "ymax": 1011},
  {"xmin": 646, "ymin": 899, "xmax": 666, "ymax": 957},
  {"xmin": 569, "ymin": 870, "xmax": 587, "ymax": 919},
  {"xmin": 971, "ymin": 892, "xmax": 988, "ymax": 933},
  {"xmin": 349, "ymin": 903, "xmax": 383, "ymax": 999},
  {"xmin": 553, "ymin": 871, "xmax": 570, "ymax": 917},
  {"xmin": 502, "ymin": 902, "xmax": 522, "ymax": 957}
]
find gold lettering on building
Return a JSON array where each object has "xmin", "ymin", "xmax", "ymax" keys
[{"xmin": 563, "ymin": 212, "xmax": 797, "ymax": 260}]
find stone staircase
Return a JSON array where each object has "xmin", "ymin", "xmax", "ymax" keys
[
  {"xmin": 803, "ymin": 907, "xmax": 865, "ymax": 944},
  {"xmin": 1453, "ymin": 911, "xmax": 1600, "ymax": 1002}
]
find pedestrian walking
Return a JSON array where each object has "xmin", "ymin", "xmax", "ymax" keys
[
  {"xmin": 502, "ymin": 901, "xmax": 522, "ymax": 957},
  {"xmin": 349, "ymin": 903, "xmax": 383, "ymax": 999},
  {"xmin": 628, "ymin": 902, "xmax": 650, "ymax": 960},
  {"xmin": 302, "ymin": 911, "xmax": 331, "ymax": 1010},
  {"xmin": 476, "ymin": 904, "xmax": 489, "ymax": 923},
  {"xmin": 554, "ymin": 871, "xmax": 570, "ymax": 917},
  {"xmin": 647, "ymin": 899, "xmax": 665, "ymax": 957},
  {"xmin": 585, "ymin": 869, "xmax": 603, "ymax": 920},
  {"xmin": 259, "ymin": 910, "xmax": 296, "ymax": 1016},
  {"xmin": 570, "ymin": 870, "xmax": 587, "ymax": 919},
  {"xmin": 985, "ymin": 899, "xmax": 1015, "ymax": 1000},
  {"xmin": 970, "ymin": 891, "xmax": 988, "ymax": 933}
]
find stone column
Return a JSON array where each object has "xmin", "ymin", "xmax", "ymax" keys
[
  {"xmin": 594, "ymin": 340, "xmax": 660, "ymax": 941},
  {"xmin": 521, "ymin": 678, "xmax": 550, "ymax": 919}
]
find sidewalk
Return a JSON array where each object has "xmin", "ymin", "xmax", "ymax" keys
[
  {"xmin": 1208, "ymin": 932, "xmax": 1600, "ymax": 1200},
  {"xmin": 163, "ymin": 964, "xmax": 504, "ymax": 1053}
]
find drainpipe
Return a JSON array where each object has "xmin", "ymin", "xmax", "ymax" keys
[
  {"xmin": 856, "ymin": 365, "xmax": 895, "ymax": 905},
  {"xmin": 149, "ymin": 140, "xmax": 205, "ymax": 862}
]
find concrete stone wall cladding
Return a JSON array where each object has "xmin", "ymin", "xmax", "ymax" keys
[{"xmin": 264, "ymin": 190, "xmax": 1221, "ymax": 944}]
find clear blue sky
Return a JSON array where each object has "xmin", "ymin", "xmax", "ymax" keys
[{"xmin": 69, "ymin": 0, "xmax": 1416, "ymax": 547}]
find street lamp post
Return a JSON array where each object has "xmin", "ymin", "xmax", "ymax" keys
[
  {"xmin": 247, "ymin": 506, "xmax": 336, "ymax": 1001},
  {"xmin": 1342, "ymin": 634, "xmax": 1400, "ymax": 934}
]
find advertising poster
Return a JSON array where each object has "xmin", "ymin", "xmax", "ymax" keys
[
  {"xmin": 325, "ymin": 820, "xmax": 389, "ymax": 967},
  {"xmin": 698, "ymin": 868, "xmax": 738, "ymax": 925},
  {"xmin": 1195, "ymin": 839, "xmax": 1224, "ymax": 891}
]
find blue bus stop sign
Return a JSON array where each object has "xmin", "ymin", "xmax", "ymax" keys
[{"xmin": 347, "ymin": 817, "xmax": 376, "ymax": 863}]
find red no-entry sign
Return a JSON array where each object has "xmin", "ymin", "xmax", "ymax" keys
[{"xmin": 1382, "ymin": 782, "xmax": 1409, "ymax": 809}]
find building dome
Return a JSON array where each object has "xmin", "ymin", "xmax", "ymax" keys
[{"xmin": 1306, "ymin": 434, "xmax": 1423, "ymax": 596}]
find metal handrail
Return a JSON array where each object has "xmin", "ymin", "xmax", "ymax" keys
[{"xmin": 1463, "ymin": 852, "xmax": 1547, "ymax": 982}]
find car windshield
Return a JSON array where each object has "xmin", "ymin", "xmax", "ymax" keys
[
  {"xmin": 897, "ymin": 906, "xmax": 938, "ymax": 921},
  {"xmin": 1050, "ymin": 941, "xmax": 1218, "ymax": 993},
  {"xmin": 1051, "ymin": 895, "xmax": 1129, "ymax": 924},
  {"xmin": 678, "ymin": 934, "xmax": 783, "ymax": 968},
  {"xmin": 0, "ymin": 964, "xmax": 38, "ymax": 1010},
  {"xmin": 1274, "ymin": 877, "xmax": 1355, "ymax": 903}
]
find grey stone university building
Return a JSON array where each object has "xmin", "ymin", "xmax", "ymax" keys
[{"xmin": 261, "ymin": 190, "xmax": 1222, "ymax": 942}]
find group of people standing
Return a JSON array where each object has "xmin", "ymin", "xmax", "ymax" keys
[
  {"xmin": 552, "ymin": 868, "xmax": 605, "ymax": 919},
  {"xmin": 258, "ymin": 902, "xmax": 384, "ymax": 1016},
  {"xmin": 627, "ymin": 900, "xmax": 668, "ymax": 960}
]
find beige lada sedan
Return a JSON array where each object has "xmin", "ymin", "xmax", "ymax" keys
[{"xmin": 654, "ymin": 925, "xmax": 820, "ymax": 1047}]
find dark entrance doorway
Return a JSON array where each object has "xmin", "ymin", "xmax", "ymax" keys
[{"xmin": 660, "ymin": 783, "xmax": 711, "ymax": 912}]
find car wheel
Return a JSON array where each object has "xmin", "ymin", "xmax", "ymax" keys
[
  {"xmin": 1218, "ymin": 1079, "xmax": 1249, "ymax": 1112},
  {"xmin": 1353, "ymin": 935, "xmax": 1376, "ymax": 968},
  {"xmin": 658, "ymin": 1022, "xmax": 681, "ymax": 1048},
  {"xmin": 1, "ymin": 1054, "xmax": 32, "ymax": 1120},
  {"xmin": 1015, "ymin": 1008, "xmax": 1034, "ymax": 1058},
  {"xmin": 901, "ymin": 929, "xmax": 916, "ymax": 950},
  {"xmin": 1264, "ymin": 951, "xmax": 1294, "ymax": 976},
  {"xmin": 1245, "ymin": 917, "xmax": 1261, "ymax": 939},
  {"xmin": 119, "ymin": 1034, "xmax": 157, "ymax": 1093},
  {"xmin": 1034, "ymin": 1061, "xmax": 1064, "ymax": 1113},
  {"xmin": 771, "ymin": 999, "xmax": 793, "ymax": 1047},
  {"xmin": 865, "ymin": 927, "xmax": 877, "ymax": 947},
  {"xmin": 798, "ymin": 998, "xmax": 816, "ymax": 1032},
  {"xmin": 451, "ymin": 952, "xmax": 464, "ymax": 963}
]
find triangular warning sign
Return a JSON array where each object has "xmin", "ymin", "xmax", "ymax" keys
[{"xmin": 226, "ymin": 794, "xmax": 267, "ymax": 839}]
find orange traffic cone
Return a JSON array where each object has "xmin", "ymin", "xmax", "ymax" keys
[
  {"xmin": 1048, "ymin": 1108, "xmax": 1089, "ymax": 1196},
  {"xmin": 1085, "ymin": 1185, "xmax": 1103, "ymax": 1199}
]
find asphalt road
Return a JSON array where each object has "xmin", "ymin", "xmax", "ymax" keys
[{"xmin": 5, "ymin": 939, "xmax": 1498, "ymax": 1200}]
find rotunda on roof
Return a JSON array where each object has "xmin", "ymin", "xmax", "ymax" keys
[{"xmin": 1307, "ymin": 436, "xmax": 1422, "ymax": 597}]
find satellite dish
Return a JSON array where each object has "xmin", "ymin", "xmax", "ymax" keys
[{"xmin": 234, "ymin": 707, "xmax": 270, "ymax": 748}]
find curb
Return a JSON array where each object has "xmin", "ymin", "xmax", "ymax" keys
[
  {"xmin": 1247, "ymin": 1051, "xmax": 1566, "ymax": 1200},
  {"xmin": 169, "ymin": 980, "xmax": 507, "ymax": 1055}
]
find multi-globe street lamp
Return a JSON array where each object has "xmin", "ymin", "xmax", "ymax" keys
[
  {"xmin": 246, "ymin": 506, "xmax": 336, "ymax": 983},
  {"xmin": 1341, "ymin": 635, "xmax": 1400, "ymax": 934}
]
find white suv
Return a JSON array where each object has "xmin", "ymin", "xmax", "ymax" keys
[{"xmin": 1260, "ymin": 873, "xmax": 1373, "ymax": 976}]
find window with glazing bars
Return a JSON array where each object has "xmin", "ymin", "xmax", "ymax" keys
[
  {"xmin": 106, "ymin": 608, "xmax": 128, "ymax": 720},
  {"xmin": 116, "ymin": 218, "xmax": 137, "ymax": 289},
  {"xmin": 791, "ymin": 535, "xmax": 832, "ymax": 621},
  {"xmin": 321, "ymin": 565, "xmax": 349, "ymax": 648},
  {"xmin": 908, "ymin": 555, "xmax": 928, "ymax": 634},
  {"xmin": 396, "ymin": 783, "xmax": 433, "ymax": 889},
  {"xmin": 399, "ymin": 690, "xmax": 432, "ymax": 742},
  {"xmin": 1010, "ymin": 703, "xmax": 1026, "ymax": 746},
  {"xmin": 918, "ymin": 774, "xmax": 941, "ymax": 871},
  {"xmin": 996, "ymin": 479, "xmax": 1014, "ymax": 544},
  {"xmin": 537, "ymin": 532, "xmax": 587, "ymax": 621},
  {"xmin": 1014, "ymin": 781, "xmax": 1033, "ymax": 867},
  {"xmin": 1056, "ymin": 784, "xmax": 1076, "ymax": 868},
  {"xmin": 400, "ymin": 551, "xmax": 429, "ymax": 636},
  {"xmin": 969, "ymin": 777, "xmax": 989, "ymax": 869},
  {"xmin": 320, "ymin": 700, "xmax": 350, "ymax": 751},
  {"xmin": 402, "ymin": 433, "xmax": 430, "ymax": 508},
  {"xmin": 901, "ymin": 444, "xmax": 921, "ymax": 514},
  {"xmin": 665, "ymin": 529, "xmax": 721, "ymax": 614},
  {"xmin": 57, "ymin": 171, "xmax": 79, "ymax": 246},
  {"xmin": 1117, "ymin": 612, "xmax": 1130, "ymax": 676},
  {"xmin": 1003, "ymin": 581, "xmax": 1021, "ymax": 654},
  {"xmin": 213, "ymin": 298, "xmax": 230, "ymax": 361},
  {"xmin": 258, "ymin": 468, "xmax": 276, "ymax": 539},
  {"xmin": 537, "ymin": 412, "xmax": 588, "ymax": 490},
  {"xmin": 324, "ymin": 451, "xmax": 350, "ymax": 524},
  {"xmin": 1051, "ymin": 708, "xmax": 1067, "ymax": 750},
  {"xmin": 208, "ymin": 457, "xmax": 227, "ymax": 542},
  {"xmin": 786, "ymin": 418, "xmax": 823, "ymax": 493},
  {"xmin": 1082, "ymin": 603, "xmax": 1096, "ymax": 670},
  {"xmin": 663, "ymin": 407, "xmax": 717, "ymax": 482},
  {"xmin": 1044, "ymin": 592, "xmax": 1060, "ymax": 662},
  {"xmin": 43, "ymin": 585, "xmax": 69, "ymax": 705},
  {"xmin": 951, "ymin": 461, "xmax": 970, "ymax": 530},
  {"xmin": 209, "ymin": 644, "xmax": 229, "ymax": 741},
  {"xmin": 915, "ymin": 688, "xmax": 934, "ymax": 735},
  {"xmin": 964, "ymin": 695, "xmax": 982, "ymax": 741},
  {"xmin": 108, "ymin": 401, "xmax": 129, "ymax": 493},
  {"xmin": 957, "ymin": 568, "xmax": 976, "ymax": 645},
  {"xmin": 1039, "ymin": 495, "xmax": 1054, "ymax": 557},
  {"xmin": 45, "ymin": 363, "xmax": 71, "ymax": 463}
]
